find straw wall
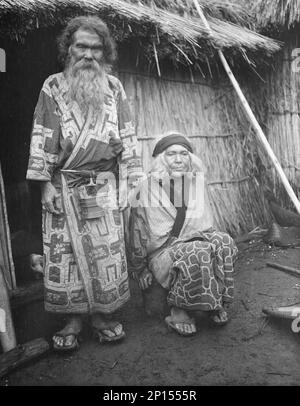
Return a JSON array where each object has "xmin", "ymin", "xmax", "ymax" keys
[
  {"xmin": 119, "ymin": 69, "xmax": 270, "ymax": 236},
  {"xmin": 244, "ymin": 34, "xmax": 300, "ymax": 210}
]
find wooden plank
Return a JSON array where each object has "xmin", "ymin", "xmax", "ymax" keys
[{"xmin": 0, "ymin": 337, "xmax": 49, "ymax": 378}]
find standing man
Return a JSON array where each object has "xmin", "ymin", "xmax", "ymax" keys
[{"xmin": 26, "ymin": 16, "xmax": 142, "ymax": 351}]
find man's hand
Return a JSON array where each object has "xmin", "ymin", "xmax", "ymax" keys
[
  {"xmin": 138, "ymin": 268, "xmax": 153, "ymax": 290},
  {"xmin": 41, "ymin": 181, "xmax": 61, "ymax": 214}
]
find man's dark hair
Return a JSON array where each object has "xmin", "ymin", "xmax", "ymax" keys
[{"xmin": 57, "ymin": 15, "xmax": 117, "ymax": 65}]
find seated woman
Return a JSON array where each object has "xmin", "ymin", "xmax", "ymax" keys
[{"xmin": 127, "ymin": 132, "xmax": 238, "ymax": 336}]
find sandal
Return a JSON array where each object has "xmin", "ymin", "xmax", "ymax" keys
[
  {"xmin": 209, "ymin": 309, "xmax": 230, "ymax": 326},
  {"xmin": 93, "ymin": 323, "xmax": 125, "ymax": 344},
  {"xmin": 52, "ymin": 332, "xmax": 80, "ymax": 352},
  {"xmin": 165, "ymin": 315, "xmax": 197, "ymax": 337},
  {"xmin": 262, "ymin": 302, "xmax": 300, "ymax": 320}
]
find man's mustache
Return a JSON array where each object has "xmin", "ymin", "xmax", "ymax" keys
[{"xmin": 74, "ymin": 59, "xmax": 99, "ymax": 70}]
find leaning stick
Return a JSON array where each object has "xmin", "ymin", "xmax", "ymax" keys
[{"xmin": 192, "ymin": 0, "xmax": 300, "ymax": 214}]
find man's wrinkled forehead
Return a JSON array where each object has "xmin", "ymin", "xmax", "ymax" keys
[{"xmin": 72, "ymin": 28, "xmax": 103, "ymax": 46}]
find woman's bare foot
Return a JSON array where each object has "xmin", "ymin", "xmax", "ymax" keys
[
  {"xmin": 209, "ymin": 304, "xmax": 230, "ymax": 325},
  {"xmin": 165, "ymin": 306, "xmax": 196, "ymax": 336}
]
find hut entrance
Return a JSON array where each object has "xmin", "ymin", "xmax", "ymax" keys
[{"xmin": 0, "ymin": 27, "xmax": 60, "ymax": 287}]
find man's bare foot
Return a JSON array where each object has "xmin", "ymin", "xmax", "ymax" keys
[
  {"xmin": 91, "ymin": 314, "xmax": 125, "ymax": 343},
  {"xmin": 53, "ymin": 315, "xmax": 83, "ymax": 351}
]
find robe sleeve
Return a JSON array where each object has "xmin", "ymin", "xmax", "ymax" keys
[
  {"xmin": 115, "ymin": 79, "xmax": 143, "ymax": 194},
  {"xmin": 26, "ymin": 78, "xmax": 61, "ymax": 182},
  {"xmin": 222, "ymin": 236, "xmax": 238, "ymax": 303}
]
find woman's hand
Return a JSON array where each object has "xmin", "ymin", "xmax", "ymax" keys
[
  {"xmin": 138, "ymin": 268, "xmax": 153, "ymax": 290},
  {"xmin": 41, "ymin": 181, "xmax": 61, "ymax": 214}
]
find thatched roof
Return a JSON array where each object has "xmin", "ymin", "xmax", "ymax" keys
[
  {"xmin": 0, "ymin": 0, "xmax": 281, "ymax": 67},
  {"xmin": 244, "ymin": 0, "xmax": 300, "ymax": 32},
  {"xmin": 137, "ymin": 0, "xmax": 254, "ymax": 26}
]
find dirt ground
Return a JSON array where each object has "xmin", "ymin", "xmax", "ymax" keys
[{"xmin": 2, "ymin": 239, "xmax": 300, "ymax": 386}]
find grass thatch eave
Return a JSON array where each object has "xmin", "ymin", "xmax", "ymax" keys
[
  {"xmin": 134, "ymin": 0, "xmax": 255, "ymax": 27},
  {"xmin": 245, "ymin": 0, "xmax": 300, "ymax": 32},
  {"xmin": 0, "ymin": 0, "xmax": 256, "ymax": 26},
  {"xmin": 0, "ymin": 0, "xmax": 282, "ymax": 68}
]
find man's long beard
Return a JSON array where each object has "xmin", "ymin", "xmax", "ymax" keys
[{"xmin": 65, "ymin": 57, "xmax": 108, "ymax": 114}]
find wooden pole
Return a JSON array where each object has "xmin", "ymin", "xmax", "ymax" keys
[
  {"xmin": 192, "ymin": 0, "xmax": 300, "ymax": 215},
  {"xmin": 266, "ymin": 262, "xmax": 300, "ymax": 278},
  {"xmin": 0, "ymin": 265, "xmax": 17, "ymax": 352}
]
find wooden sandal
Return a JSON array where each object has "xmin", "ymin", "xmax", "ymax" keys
[
  {"xmin": 93, "ymin": 324, "xmax": 125, "ymax": 344},
  {"xmin": 52, "ymin": 332, "xmax": 80, "ymax": 352}
]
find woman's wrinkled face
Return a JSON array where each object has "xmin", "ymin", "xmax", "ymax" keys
[{"xmin": 164, "ymin": 144, "xmax": 191, "ymax": 176}]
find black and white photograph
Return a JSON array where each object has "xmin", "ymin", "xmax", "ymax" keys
[{"xmin": 0, "ymin": 0, "xmax": 300, "ymax": 390}]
